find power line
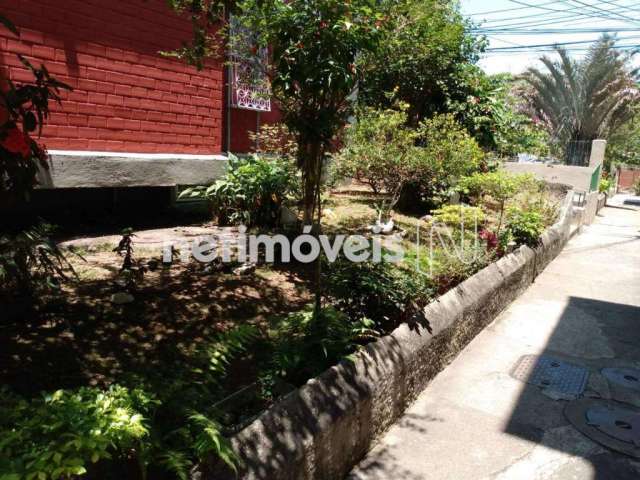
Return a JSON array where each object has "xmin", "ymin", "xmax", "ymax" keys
[
  {"xmin": 484, "ymin": 36, "xmax": 640, "ymax": 51},
  {"xmin": 560, "ymin": 0, "xmax": 639, "ymax": 24},
  {"xmin": 480, "ymin": 15, "xmax": 608, "ymax": 31},
  {"xmin": 601, "ymin": 0, "xmax": 640, "ymax": 14},
  {"xmin": 506, "ymin": 0, "xmax": 616, "ymax": 20},
  {"xmin": 475, "ymin": 11, "xmax": 625, "ymax": 30},
  {"xmin": 465, "ymin": 0, "xmax": 562, "ymax": 17},
  {"xmin": 474, "ymin": 27, "xmax": 640, "ymax": 35},
  {"xmin": 474, "ymin": 1, "xmax": 639, "ymax": 29},
  {"xmin": 483, "ymin": 44, "xmax": 640, "ymax": 55},
  {"xmin": 473, "ymin": 3, "xmax": 586, "ymax": 26}
]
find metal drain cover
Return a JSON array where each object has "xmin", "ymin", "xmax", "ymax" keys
[
  {"xmin": 511, "ymin": 354, "xmax": 589, "ymax": 397},
  {"xmin": 566, "ymin": 399, "xmax": 640, "ymax": 458},
  {"xmin": 602, "ymin": 368, "xmax": 640, "ymax": 392},
  {"xmin": 587, "ymin": 404, "xmax": 640, "ymax": 446}
]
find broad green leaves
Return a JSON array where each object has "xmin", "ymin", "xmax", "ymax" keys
[{"xmin": 180, "ymin": 154, "xmax": 298, "ymax": 226}]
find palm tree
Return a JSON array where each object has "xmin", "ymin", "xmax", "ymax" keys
[{"xmin": 523, "ymin": 35, "xmax": 639, "ymax": 165}]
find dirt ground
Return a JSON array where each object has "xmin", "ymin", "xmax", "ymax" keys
[{"xmin": 0, "ymin": 242, "xmax": 312, "ymax": 401}]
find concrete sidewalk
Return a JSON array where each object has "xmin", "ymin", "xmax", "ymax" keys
[{"xmin": 350, "ymin": 200, "xmax": 640, "ymax": 480}]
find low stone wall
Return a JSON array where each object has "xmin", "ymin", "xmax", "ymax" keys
[
  {"xmin": 503, "ymin": 162, "xmax": 594, "ymax": 192},
  {"xmin": 582, "ymin": 191, "xmax": 606, "ymax": 225},
  {"xmin": 206, "ymin": 192, "xmax": 578, "ymax": 480}
]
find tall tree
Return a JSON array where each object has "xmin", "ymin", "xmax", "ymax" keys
[
  {"xmin": 357, "ymin": 0, "xmax": 484, "ymax": 127},
  {"xmin": 168, "ymin": 0, "xmax": 383, "ymax": 226},
  {"xmin": 523, "ymin": 35, "xmax": 639, "ymax": 160},
  {"xmin": 168, "ymin": 0, "xmax": 384, "ymax": 313}
]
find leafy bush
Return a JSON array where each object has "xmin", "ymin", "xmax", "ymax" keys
[
  {"xmin": 264, "ymin": 305, "xmax": 375, "ymax": 387},
  {"xmin": 0, "ymin": 325, "xmax": 258, "ymax": 480},
  {"xmin": 333, "ymin": 106, "xmax": 417, "ymax": 208},
  {"xmin": 1, "ymin": 56, "xmax": 70, "ymax": 202},
  {"xmin": 458, "ymin": 170, "xmax": 539, "ymax": 233},
  {"xmin": 180, "ymin": 154, "xmax": 298, "ymax": 226},
  {"xmin": 430, "ymin": 205, "xmax": 485, "ymax": 228},
  {"xmin": 323, "ymin": 256, "xmax": 434, "ymax": 332},
  {"xmin": 429, "ymin": 243, "xmax": 491, "ymax": 294},
  {"xmin": 0, "ymin": 222, "xmax": 76, "ymax": 294},
  {"xmin": 113, "ymin": 228, "xmax": 146, "ymax": 291},
  {"xmin": 0, "ymin": 16, "xmax": 74, "ymax": 296},
  {"xmin": 334, "ymin": 110, "xmax": 483, "ymax": 212},
  {"xmin": 138, "ymin": 325, "xmax": 257, "ymax": 478},
  {"xmin": 599, "ymin": 177, "xmax": 612, "ymax": 194},
  {"xmin": 0, "ymin": 385, "xmax": 151, "ymax": 480},
  {"xmin": 404, "ymin": 114, "xmax": 484, "ymax": 209},
  {"xmin": 634, "ymin": 178, "xmax": 640, "ymax": 196},
  {"xmin": 502, "ymin": 207, "xmax": 545, "ymax": 247},
  {"xmin": 457, "ymin": 171, "xmax": 538, "ymax": 204}
]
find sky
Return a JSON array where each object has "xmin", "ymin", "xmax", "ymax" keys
[{"xmin": 460, "ymin": 0, "xmax": 640, "ymax": 74}]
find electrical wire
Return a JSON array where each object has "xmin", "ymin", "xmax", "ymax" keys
[
  {"xmin": 465, "ymin": 0, "xmax": 562, "ymax": 17},
  {"xmin": 560, "ymin": 0, "xmax": 639, "ymax": 24}
]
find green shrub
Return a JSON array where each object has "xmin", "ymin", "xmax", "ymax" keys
[
  {"xmin": 599, "ymin": 177, "xmax": 612, "ymax": 194},
  {"xmin": 430, "ymin": 205, "xmax": 485, "ymax": 228},
  {"xmin": 0, "ymin": 222, "xmax": 77, "ymax": 295},
  {"xmin": 180, "ymin": 154, "xmax": 298, "ymax": 226},
  {"xmin": 429, "ymin": 243, "xmax": 491, "ymax": 294},
  {"xmin": 334, "ymin": 110, "xmax": 483, "ymax": 212},
  {"xmin": 323, "ymin": 256, "xmax": 434, "ymax": 332},
  {"xmin": 333, "ymin": 106, "xmax": 417, "ymax": 208},
  {"xmin": 634, "ymin": 178, "xmax": 640, "ymax": 196},
  {"xmin": 0, "ymin": 385, "xmax": 151, "ymax": 480},
  {"xmin": 457, "ymin": 170, "xmax": 538, "ymax": 203},
  {"xmin": 0, "ymin": 325, "xmax": 258, "ymax": 480},
  {"xmin": 502, "ymin": 207, "xmax": 545, "ymax": 247},
  {"xmin": 265, "ymin": 305, "xmax": 375, "ymax": 386},
  {"xmin": 403, "ymin": 114, "xmax": 484, "ymax": 209},
  {"xmin": 249, "ymin": 123, "xmax": 298, "ymax": 161},
  {"xmin": 458, "ymin": 170, "xmax": 539, "ymax": 233}
]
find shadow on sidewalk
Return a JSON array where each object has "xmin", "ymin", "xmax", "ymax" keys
[{"xmin": 504, "ymin": 296, "xmax": 640, "ymax": 480}]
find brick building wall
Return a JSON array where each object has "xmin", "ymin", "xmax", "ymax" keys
[
  {"xmin": 1, "ymin": 0, "xmax": 224, "ymax": 155},
  {"xmin": 229, "ymin": 107, "xmax": 282, "ymax": 153},
  {"xmin": 618, "ymin": 166, "xmax": 640, "ymax": 191}
]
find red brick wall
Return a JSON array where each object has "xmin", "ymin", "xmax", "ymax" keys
[
  {"xmin": 618, "ymin": 167, "xmax": 640, "ymax": 191},
  {"xmin": 229, "ymin": 107, "xmax": 282, "ymax": 153},
  {"xmin": 0, "ymin": 0, "xmax": 224, "ymax": 154}
]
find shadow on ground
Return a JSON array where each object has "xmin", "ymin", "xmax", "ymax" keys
[{"xmin": 504, "ymin": 296, "xmax": 640, "ymax": 480}]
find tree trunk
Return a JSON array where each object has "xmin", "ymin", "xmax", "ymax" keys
[
  {"xmin": 297, "ymin": 138, "xmax": 325, "ymax": 317},
  {"xmin": 299, "ymin": 141, "xmax": 323, "ymax": 225}
]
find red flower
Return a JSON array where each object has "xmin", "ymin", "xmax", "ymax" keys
[
  {"xmin": 1, "ymin": 126, "xmax": 31, "ymax": 158},
  {"xmin": 479, "ymin": 229, "xmax": 498, "ymax": 251}
]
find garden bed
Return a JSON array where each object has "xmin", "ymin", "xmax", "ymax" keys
[
  {"xmin": 0, "ymin": 179, "xmax": 564, "ymax": 480},
  {"xmin": 206, "ymin": 190, "xmax": 578, "ymax": 480}
]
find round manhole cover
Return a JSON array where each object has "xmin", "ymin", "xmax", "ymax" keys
[
  {"xmin": 586, "ymin": 405, "xmax": 640, "ymax": 446},
  {"xmin": 602, "ymin": 368, "xmax": 640, "ymax": 392},
  {"xmin": 565, "ymin": 399, "xmax": 640, "ymax": 458}
]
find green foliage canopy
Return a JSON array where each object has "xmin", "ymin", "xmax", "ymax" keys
[{"xmin": 358, "ymin": 0, "xmax": 483, "ymax": 126}]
